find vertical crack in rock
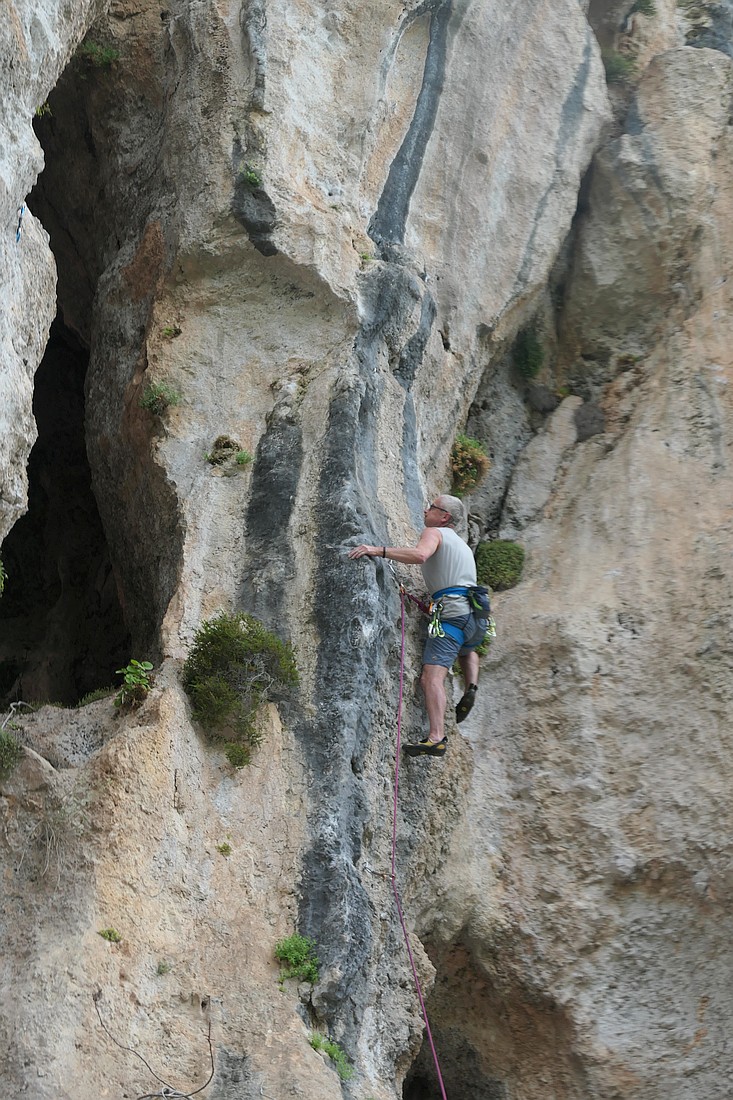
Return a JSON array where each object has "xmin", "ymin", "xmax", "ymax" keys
[
  {"xmin": 240, "ymin": 406, "xmax": 302, "ymax": 624},
  {"xmin": 369, "ymin": 0, "xmax": 454, "ymax": 246},
  {"xmin": 297, "ymin": 344, "xmax": 398, "ymax": 1038}
]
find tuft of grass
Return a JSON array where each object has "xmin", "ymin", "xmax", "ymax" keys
[
  {"xmin": 451, "ymin": 433, "xmax": 490, "ymax": 497},
  {"xmin": 182, "ymin": 612, "xmax": 298, "ymax": 765},
  {"xmin": 98, "ymin": 928, "xmax": 122, "ymax": 943},
  {"xmin": 309, "ymin": 1033, "xmax": 354, "ymax": 1081},
  {"xmin": 475, "ymin": 540, "xmax": 525, "ymax": 591},
  {"xmin": 0, "ymin": 729, "xmax": 22, "ymax": 780},
  {"xmin": 35, "ymin": 101, "xmax": 52, "ymax": 118},
  {"xmin": 78, "ymin": 41, "xmax": 120, "ymax": 68},
  {"xmin": 235, "ymin": 450, "xmax": 252, "ymax": 467},
  {"xmin": 602, "ymin": 49, "xmax": 636, "ymax": 84},
  {"xmin": 78, "ymin": 686, "xmax": 115, "ymax": 707},
  {"xmin": 275, "ymin": 933, "xmax": 320, "ymax": 984},
  {"xmin": 161, "ymin": 325, "xmax": 181, "ymax": 339},
  {"xmin": 156, "ymin": 960, "xmax": 172, "ymax": 975},
  {"xmin": 140, "ymin": 382, "xmax": 181, "ymax": 416},
  {"xmin": 216, "ymin": 842, "xmax": 232, "ymax": 856}
]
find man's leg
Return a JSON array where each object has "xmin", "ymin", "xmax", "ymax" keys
[
  {"xmin": 458, "ymin": 649, "xmax": 479, "ymax": 688},
  {"xmin": 456, "ymin": 649, "xmax": 479, "ymax": 723},
  {"xmin": 420, "ymin": 662, "xmax": 449, "ymax": 744}
]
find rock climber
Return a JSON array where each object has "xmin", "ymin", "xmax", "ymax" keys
[{"xmin": 348, "ymin": 494, "xmax": 487, "ymax": 757}]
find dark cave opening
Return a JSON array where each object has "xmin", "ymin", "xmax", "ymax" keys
[{"xmin": 0, "ymin": 317, "xmax": 130, "ymax": 706}]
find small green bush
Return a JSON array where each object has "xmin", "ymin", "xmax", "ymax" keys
[
  {"xmin": 451, "ymin": 433, "xmax": 490, "ymax": 496},
  {"xmin": 240, "ymin": 166, "xmax": 262, "ymax": 188},
  {"xmin": 275, "ymin": 933, "xmax": 320, "ymax": 984},
  {"xmin": 235, "ymin": 450, "xmax": 252, "ymax": 467},
  {"xmin": 140, "ymin": 382, "xmax": 181, "ymax": 416},
  {"xmin": 98, "ymin": 928, "xmax": 122, "ymax": 943},
  {"xmin": 476, "ymin": 540, "xmax": 525, "ymax": 591},
  {"xmin": 216, "ymin": 842, "xmax": 232, "ymax": 856},
  {"xmin": 78, "ymin": 41, "xmax": 120, "ymax": 68},
  {"xmin": 0, "ymin": 730, "xmax": 22, "ymax": 780},
  {"xmin": 602, "ymin": 50, "xmax": 636, "ymax": 84},
  {"xmin": 514, "ymin": 327, "xmax": 544, "ymax": 379},
  {"xmin": 156, "ymin": 959, "xmax": 172, "ymax": 975},
  {"xmin": 161, "ymin": 325, "xmax": 181, "ymax": 339},
  {"xmin": 182, "ymin": 612, "xmax": 298, "ymax": 762},
  {"xmin": 309, "ymin": 1034, "xmax": 354, "ymax": 1081},
  {"xmin": 114, "ymin": 660, "xmax": 153, "ymax": 709}
]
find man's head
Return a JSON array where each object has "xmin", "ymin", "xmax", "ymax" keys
[{"xmin": 424, "ymin": 494, "xmax": 465, "ymax": 528}]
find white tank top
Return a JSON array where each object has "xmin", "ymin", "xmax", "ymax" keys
[{"xmin": 421, "ymin": 528, "xmax": 476, "ymax": 618}]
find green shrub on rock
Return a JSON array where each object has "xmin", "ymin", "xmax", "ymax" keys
[
  {"xmin": 475, "ymin": 540, "xmax": 525, "ymax": 591},
  {"xmin": 182, "ymin": 612, "xmax": 298, "ymax": 765},
  {"xmin": 275, "ymin": 933, "xmax": 320, "ymax": 984},
  {"xmin": 451, "ymin": 433, "xmax": 490, "ymax": 496}
]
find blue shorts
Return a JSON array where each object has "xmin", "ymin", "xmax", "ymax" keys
[{"xmin": 422, "ymin": 614, "xmax": 488, "ymax": 668}]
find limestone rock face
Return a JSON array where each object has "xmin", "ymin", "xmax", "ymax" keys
[
  {"xmin": 428, "ymin": 40, "xmax": 733, "ymax": 1100},
  {"xmin": 4, "ymin": 2, "xmax": 732, "ymax": 1099}
]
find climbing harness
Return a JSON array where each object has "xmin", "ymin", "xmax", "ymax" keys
[
  {"xmin": 15, "ymin": 203, "xmax": 25, "ymax": 243},
  {"xmin": 390, "ymin": 583, "xmax": 449, "ymax": 1100}
]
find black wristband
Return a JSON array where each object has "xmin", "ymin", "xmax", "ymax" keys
[{"xmin": 383, "ymin": 547, "xmax": 387, "ymax": 558}]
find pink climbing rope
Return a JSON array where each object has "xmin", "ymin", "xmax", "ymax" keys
[{"xmin": 390, "ymin": 587, "xmax": 448, "ymax": 1100}]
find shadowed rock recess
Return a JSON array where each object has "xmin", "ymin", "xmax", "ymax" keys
[{"xmin": 2, "ymin": 1, "xmax": 733, "ymax": 1098}]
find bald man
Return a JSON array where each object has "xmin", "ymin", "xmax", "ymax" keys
[{"xmin": 349, "ymin": 494, "xmax": 486, "ymax": 756}]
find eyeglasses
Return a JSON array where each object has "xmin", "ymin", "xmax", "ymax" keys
[{"xmin": 426, "ymin": 502, "xmax": 450, "ymax": 514}]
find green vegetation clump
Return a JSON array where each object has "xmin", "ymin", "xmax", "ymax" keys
[
  {"xmin": 182, "ymin": 612, "xmax": 298, "ymax": 764},
  {"xmin": 161, "ymin": 325, "xmax": 182, "ymax": 339},
  {"xmin": 514, "ymin": 326, "xmax": 544, "ymax": 379},
  {"xmin": 34, "ymin": 101, "xmax": 52, "ymax": 118},
  {"xmin": 78, "ymin": 41, "xmax": 120, "ymax": 68},
  {"xmin": 235, "ymin": 450, "xmax": 252, "ymax": 467},
  {"xmin": 240, "ymin": 166, "xmax": 262, "ymax": 188},
  {"xmin": 98, "ymin": 928, "xmax": 122, "ymax": 943},
  {"xmin": 275, "ymin": 933, "xmax": 320, "ymax": 984},
  {"xmin": 156, "ymin": 959, "xmax": 172, "ymax": 975},
  {"xmin": 602, "ymin": 50, "xmax": 636, "ymax": 84},
  {"xmin": 140, "ymin": 382, "xmax": 181, "ymax": 416},
  {"xmin": 0, "ymin": 729, "xmax": 22, "ymax": 780},
  {"xmin": 475, "ymin": 540, "xmax": 525, "ymax": 591},
  {"xmin": 216, "ymin": 842, "xmax": 232, "ymax": 857},
  {"xmin": 114, "ymin": 660, "xmax": 154, "ymax": 709},
  {"xmin": 309, "ymin": 1034, "xmax": 354, "ymax": 1081},
  {"xmin": 631, "ymin": 0, "xmax": 656, "ymax": 14},
  {"xmin": 450, "ymin": 433, "xmax": 490, "ymax": 496}
]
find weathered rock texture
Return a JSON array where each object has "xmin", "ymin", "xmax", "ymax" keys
[{"xmin": 2, "ymin": 0, "xmax": 733, "ymax": 1098}]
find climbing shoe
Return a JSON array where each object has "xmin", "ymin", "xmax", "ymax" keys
[
  {"xmin": 456, "ymin": 684, "xmax": 478, "ymax": 724},
  {"xmin": 404, "ymin": 736, "xmax": 448, "ymax": 758}
]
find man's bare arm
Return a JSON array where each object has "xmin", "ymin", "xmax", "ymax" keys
[{"xmin": 348, "ymin": 528, "xmax": 441, "ymax": 563}]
